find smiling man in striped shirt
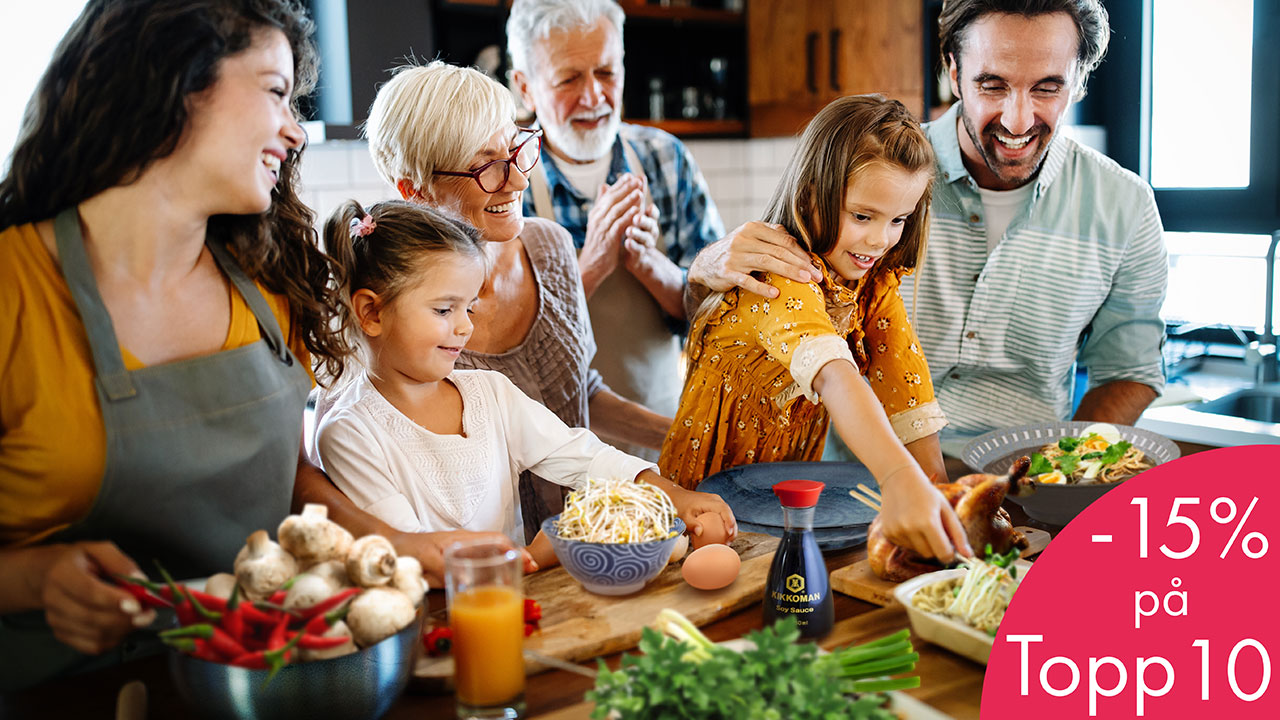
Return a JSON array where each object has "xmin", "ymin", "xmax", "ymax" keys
[{"xmin": 690, "ymin": 0, "xmax": 1168, "ymax": 454}]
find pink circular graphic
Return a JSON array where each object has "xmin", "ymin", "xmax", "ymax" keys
[{"xmin": 982, "ymin": 445, "xmax": 1279, "ymax": 718}]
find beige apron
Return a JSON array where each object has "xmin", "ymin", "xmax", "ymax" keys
[{"xmin": 528, "ymin": 141, "xmax": 681, "ymax": 461}]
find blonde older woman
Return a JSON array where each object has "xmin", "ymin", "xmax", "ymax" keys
[{"xmin": 325, "ymin": 62, "xmax": 671, "ymax": 542}]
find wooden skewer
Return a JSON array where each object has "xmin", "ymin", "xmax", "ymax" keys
[
  {"xmin": 856, "ymin": 483, "xmax": 882, "ymax": 503},
  {"xmin": 847, "ymin": 489, "xmax": 881, "ymax": 513}
]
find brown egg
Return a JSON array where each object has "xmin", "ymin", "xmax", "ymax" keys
[
  {"xmin": 691, "ymin": 512, "xmax": 729, "ymax": 549},
  {"xmin": 681, "ymin": 544, "xmax": 741, "ymax": 590}
]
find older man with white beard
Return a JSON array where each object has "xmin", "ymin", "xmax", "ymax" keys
[{"xmin": 508, "ymin": 0, "xmax": 729, "ymax": 460}]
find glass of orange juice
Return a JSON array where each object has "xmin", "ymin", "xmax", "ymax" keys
[{"xmin": 445, "ymin": 540, "xmax": 525, "ymax": 720}]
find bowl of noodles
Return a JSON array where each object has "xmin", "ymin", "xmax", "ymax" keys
[
  {"xmin": 542, "ymin": 479, "xmax": 686, "ymax": 595},
  {"xmin": 961, "ymin": 422, "xmax": 1180, "ymax": 526},
  {"xmin": 893, "ymin": 552, "xmax": 1032, "ymax": 665}
]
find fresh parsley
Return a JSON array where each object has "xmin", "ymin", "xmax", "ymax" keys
[
  {"xmin": 1099, "ymin": 441, "xmax": 1132, "ymax": 465},
  {"xmin": 1057, "ymin": 436, "xmax": 1083, "ymax": 452},
  {"xmin": 1028, "ymin": 453, "xmax": 1054, "ymax": 475},
  {"xmin": 588, "ymin": 617, "xmax": 916, "ymax": 720}
]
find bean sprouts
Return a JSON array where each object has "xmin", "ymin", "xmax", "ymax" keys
[{"xmin": 554, "ymin": 478, "xmax": 678, "ymax": 543}]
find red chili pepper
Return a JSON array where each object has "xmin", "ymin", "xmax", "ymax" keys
[
  {"xmin": 229, "ymin": 628, "xmax": 305, "ymax": 685},
  {"xmin": 221, "ymin": 585, "xmax": 245, "ymax": 644},
  {"xmin": 153, "ymin": 561, "xmax": 197, "ymax": 624},
  {"xmin": 160, "ymin": 623, "xmax": 248, "ymax": 659},
  {"xmin": 268, "ymin": 614, "xmax": 289, "ymax": 651},
  {"xmin": 422, "ymin": 626, "xmax": 452, "ymax": 656},
  {"xmin": 293, "ymin": 632, "xmax": 352, "ymax": 650},
  {"xmin": 302, "ymin": 598, "xmax": 354, "ymax": 636},
  {"xmin": 523, "ymin": 598, "xmax": 542, "ymax": 624},
  {"xmin": 239, "ymin": 602, "xmax": 281, "ymax": 626},
  {"xmin": 184, "ymin": 589, "xmax": 229, "ymax": 613},
  {"xmin": 268, "ymin": 589, "xmax": 289, "ymax": 606},
  {"xmin": 112, "ymin": 578, "xmax": 174, "ymax": 610},
  {"xmin": 182, "ymin": 588, "xmax": 223, "ymax": 622},
  {"xmin": 298, "ymin": 587, "xmax": 361, "ymax": 621}
]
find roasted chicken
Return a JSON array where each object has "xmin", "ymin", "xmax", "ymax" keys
[{"xmin": 867, "ymin": 456, "xmax": 1032, "ymax": 582}]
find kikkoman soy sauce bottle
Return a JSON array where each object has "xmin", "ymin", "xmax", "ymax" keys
[{"xmin": 763, "ymin": 479, "xmax": 833, "ymax": 638}]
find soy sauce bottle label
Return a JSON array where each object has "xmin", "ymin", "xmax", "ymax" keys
[{"xmin": 764, "ymin": 480, "xmax": 834, "ymax": 638}]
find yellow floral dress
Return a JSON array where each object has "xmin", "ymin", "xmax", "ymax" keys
[{"xmin": 659, "ymin": 254, "xmax": 947, "ymax": 490}]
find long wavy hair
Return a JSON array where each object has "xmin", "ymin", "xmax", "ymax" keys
[
  {"xmin": 691, "ymin": 94, "xmax": 935, "ymax": 339},
  {"xmin": 0, "ymin": 0, "xmax": 346, "ymax": 375}
]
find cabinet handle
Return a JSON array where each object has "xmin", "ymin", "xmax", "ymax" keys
[
  {"xmin": 829, "ymin": 29, "xmax": 842, "ymax": 93},
  {"xmin": 805, "ymin": 31, "xmax": 818, "ymax": 94}
]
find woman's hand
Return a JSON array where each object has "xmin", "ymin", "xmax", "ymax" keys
[
  {"xmin": 390, "ymin": 530, "xmax": 536, "ymax": 588},
  {"xmin": 38, "ymin": 542, "xmax": 155, "ymax": 655},
  {"xmin": 877, "ymin": 470, "xmax": 972, "ymax": 562}
]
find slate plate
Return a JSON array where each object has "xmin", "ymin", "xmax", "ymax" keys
[
  {"xmin": 695, "ymin": 461, "xmax": 879, "ymax": 530},
  {"xmin": 735, "ymin": 519, "xmax": 869, "ymax": 553}
]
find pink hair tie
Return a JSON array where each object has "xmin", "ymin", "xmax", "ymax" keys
[{"xmin": 349, "ymin": 214, "xmax": 376, "ymax": 238}]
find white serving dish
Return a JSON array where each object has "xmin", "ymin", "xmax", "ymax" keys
[{"xmin": 892, "ymin": 561, "xmax": 1031, "ymax": 666}]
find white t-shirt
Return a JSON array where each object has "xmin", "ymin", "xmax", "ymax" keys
[
  {"xmin": 976, "ymin": 182, "xmax": 1035, "ymax": 254},
  {"xmin": 314, "ymin": 369, "xmax": 655, "ymax": 546},
  {"xmin": 553, "ymin": 152, "xmax": 613, "ymax": 199}
]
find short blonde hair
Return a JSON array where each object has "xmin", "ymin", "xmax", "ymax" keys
[{"xmin": 364, "ymin": 61, "xmax": 516, "ymax": 193}]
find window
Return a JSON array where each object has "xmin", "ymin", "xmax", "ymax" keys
[
  {"xmin": 1142, "ymin": 0, "xmax": 1278, "ymax": 233},
  {"xmin": 1149, "ymin": 0, "xmax": 1253, "ymax": 189},
  {"xmin": 0, "ymin": 2, "xmax": 87, "ymax": 166}
]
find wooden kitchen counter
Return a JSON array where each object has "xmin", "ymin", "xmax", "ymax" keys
[{"xmin": 10, "ymin": 443, "xmax": 1216, "ymax": 718}]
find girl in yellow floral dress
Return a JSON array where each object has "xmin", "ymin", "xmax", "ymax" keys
[{"xmin": 659, "ymin": 95, "xmax": 969, "ymax": 562}]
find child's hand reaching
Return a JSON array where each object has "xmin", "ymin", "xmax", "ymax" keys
[
  {"xmin": 877, "ymin": 470, "xmax": 972, "ymax": 563},
  {"xmin": 637, "ymin": 470, "xmax": 739, "ymax": 544}
]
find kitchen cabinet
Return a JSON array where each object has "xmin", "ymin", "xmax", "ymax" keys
[{"xmin": 748, "ymin": 0, "xmax": 924, "ymax": 137}]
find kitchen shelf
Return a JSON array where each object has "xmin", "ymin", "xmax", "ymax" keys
[
  {"xmin": 621, "ymin": 4, "xmax": 745, "ymax": 25},
  {"xmin": 626, "ymin": 118, "xmax": 746, "ymax": 137}
]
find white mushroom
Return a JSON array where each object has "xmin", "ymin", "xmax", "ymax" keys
[
  {"xmin": 390, "ymin": 556, "xmax": 428, "ymax": 607},
  {"xmin": 203, "ymin": 572, "xmax": 239, "ymax": 600},
  {"xmin": 277, "ymin": 504, "xmax": 354, "ymax": 568},
  {"xmin": 283, "ymin": 572, "xmax": 340, "ymax": 613},
  {"xmin": 307, "ymin": 559, "xmax": 351, "ymax": 589},
  {"xmin": 299, "ymin": 619, "xmax": 358, "ymax": 662},
  {"xmin": 345, "ymin": 535, "xmax": 397, "ymax": 588},
  {"xmin": 346, "ymin": 587, "xmax": 416, "ymax": 647},
  {"xmin": 234, "ymin": 530, "xmax": 298, "ymax": 598}
]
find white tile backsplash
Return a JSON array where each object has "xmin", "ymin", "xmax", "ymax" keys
[{"xmin": 294, "ymin": 135, "xmax": 799, "ymax": 237}]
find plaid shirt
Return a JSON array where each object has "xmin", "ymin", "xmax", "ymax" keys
[{"xmin": 522, "ymin": 122, "xmax": 725, "ymax": 271}]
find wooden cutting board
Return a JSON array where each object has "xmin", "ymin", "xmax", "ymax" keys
[
  {"xmin": 830, "ymin": 526, "xmax": 1050, "ymax": 607},
  {"xmin": 413, "ymin": 532, "xmax": 780, "ymax": 691}
]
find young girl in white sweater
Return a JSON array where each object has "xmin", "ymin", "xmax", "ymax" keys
[{"xmin": 314, "ymin": 200, "xmax": 735, "ymax": 567}]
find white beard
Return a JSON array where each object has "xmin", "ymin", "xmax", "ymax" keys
[{"xmin": 544, "ymin": 108, "xmax": 621, "ymax": 162}]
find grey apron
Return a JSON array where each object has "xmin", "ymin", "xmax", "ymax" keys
[{"xmin": 0, "ymin": 207, "xmax": 310, "ymax": 691}]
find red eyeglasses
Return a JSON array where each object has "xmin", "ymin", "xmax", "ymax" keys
[{"xmin": 432, "ymin": 128, "xmax": 542, "ymax": 193}]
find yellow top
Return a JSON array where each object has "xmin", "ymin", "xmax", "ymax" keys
[
  {"xmin": 658, "ymin": 254, "xmax": 947, "ymax": 490},
  {"xmin": 0, "ymin": 222, "xmax": 311, "ymax": 546}
]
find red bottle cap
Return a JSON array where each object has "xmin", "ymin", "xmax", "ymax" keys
[{"xmin": 772, "ymin": 479, "xmax": 825, "ymax": 508}]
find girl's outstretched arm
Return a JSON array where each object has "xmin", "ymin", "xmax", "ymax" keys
[
  {"xmin": 812, "ymin": 360, "xmax": 972, "ymax": 562},
  {"xmin": 638, "ymin": 469, "xmax": 738, "ymax": 543}
]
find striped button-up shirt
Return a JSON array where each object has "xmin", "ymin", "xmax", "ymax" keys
[{"xmin": 902, "ymin": 103, "xmax": 1168, "ymax": 437}]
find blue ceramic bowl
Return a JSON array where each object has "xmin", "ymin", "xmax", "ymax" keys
[
  {"xmin": 542, "ymin": 514, "xmax": 685, "ymax": 595},
  {"xmin": 169, "ymin": 610, "xmax": 422, "ymax": 720}
]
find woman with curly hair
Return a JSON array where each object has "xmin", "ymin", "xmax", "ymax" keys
[{"xmin": 0, "ymin": 0, "xmax": 356, "ymax": 689}]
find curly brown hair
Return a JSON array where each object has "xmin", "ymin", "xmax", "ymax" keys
[{"xmin": 0, "ymin": 0, "xmax": 346, "ymax": 373}]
